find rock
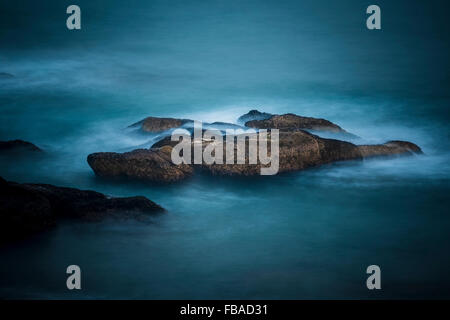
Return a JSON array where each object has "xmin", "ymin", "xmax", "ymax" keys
[
  {"xmin": 129, "ymin": 115, "xmax": 245, "ymax": 134},
  {"xmin": 0, "ymin": 177, "xmax": 165, "ymax": 244},
  {"xmin": 237, "ymin": 109, "xmax": 272, "ymax": 124},
  {"xmin": 129, "ymin": 116, "xmax": 192, "ymax": 133},
  {"xmin": 245, "ymin": 113, "xmax": 346, "ymax": 133},
  {"xmin": 87, "ymin": 146, "xmax": 194, "ymax": 182},
  {"xmin": 0, "ymin": 177, "xmax": 54, "ymax": 244},
  {"xmin": 358, "ymin": 140, "xmax": 423, "ymax": 158},
  {"xmin": 193, "ymin": 131, "xmax": 364, "ymax": 175},
  {"xmin": 0, "ymin": 140, "xmax": 42, "ymax": 153},
  {"xmin": 88, "ymin": 129, "xmax": 422, "ymax": 182},
  {"xmin": 151, "ymin": 135, "xmax": 181, "ymax": 148}
]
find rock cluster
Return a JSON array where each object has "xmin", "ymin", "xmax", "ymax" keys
[
  {"xmin": 0, "ymin": 109, "xmax": 424, "ymax": 243},
  {"xmin": 87, "ymin": 111, "xmax": 422, "ymax": 182}
]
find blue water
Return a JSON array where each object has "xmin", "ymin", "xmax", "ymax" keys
[{"xmin": 0, "ymin": 0, "xmax": 449, "ymax": 299}]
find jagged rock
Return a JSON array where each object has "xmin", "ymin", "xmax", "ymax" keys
[
  {"xmin": 178, "ymin": 131, "xmax": 421, "ymax": 176},
  {"xmin": 0, "ymin": 140, "xmax": 42, "ymax": 153},
  {"xmin": 0, "ymin": 177, "xmax": 164, "ymax": 244},
  {"xmin": 129, "ymin": 116, "xmax": 192, "ymax": 133},
  {"xmin": 237, "ymin": 109, "xmax": 273, "ymax": 124},
  {"xmin": 91, "ymin": 112, "xmax": 421, "ymax": 182},
  {"xmin": 87, "ymin": 146, "xmax": 194, "ymax": 182},
  {"xmin": 88, "ymin": 129, "xmax": 422, "ymax": 182},
  {"xmin": 245, "ymin": 113, "xmax": 346, "ymax": 133}
]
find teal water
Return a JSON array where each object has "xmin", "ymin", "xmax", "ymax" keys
[{"xmin": 0, "ymin": 0, "xmax": 450, "ymax": 298}]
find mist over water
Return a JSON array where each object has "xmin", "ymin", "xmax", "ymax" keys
[{"xmin": 1, "ymin": 0, "xmax": 450, "ymax": 298}]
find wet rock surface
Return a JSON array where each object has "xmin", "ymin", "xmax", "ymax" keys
[
  {"xmin": 130, "ymin": 110, "xmax": 348, "ymax": 135},
  {"xmin": 245, "ymin": 113, "xmax": 346, "ymax": 133},
  {"xmin": 129, "ymin": 116, "xmax": 192, "ymax": 133},
  {"xmin": 0, "ymin": 177, "xmax": 165, "ymax": 244},
  {"xmin": 87, "ymin": 146, "xmax": 194, "ymax": 182},
  {"xmin": 88, "ymin": 127, "xmax": 422, "ymax": 182}
]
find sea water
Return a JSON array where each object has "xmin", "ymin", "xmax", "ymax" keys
[{"xmin": 0, "ymin": 0, "xmax": 449, "ymax": 298}]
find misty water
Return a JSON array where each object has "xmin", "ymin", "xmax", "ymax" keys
[{"xmin": 1, "ymin": 0, "xmax": 449, "ymax": 298}]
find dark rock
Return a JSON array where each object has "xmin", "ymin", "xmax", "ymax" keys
[
  {"xmin": 88, "ymin": 129, "xmax": 422, "ymax": 182},
  {"xmin": 129, "ymin": 115, "xmax": 245, "ymax": 135},
  {"xmin": 0, "ymin": 140, "xmax": 42, "ymax": 153},
  {"xmin": 151, "ymin": 135, "xmax": 187, "ymax": 149},
  {"xmin": 150, "ymin": 127, "xmax": 242, "ymax": 149},
  {"xmin": 237, "ymin": 109, "xmax": 272, "ymax": 124},
  {"xmin": 129, "ymin": 116, "xmax": 192, "ymax": 133},
  {"xmin": 0, "ymin": 177, "xmax": 164, "ymax": 244},
  {"xmin": 87, "ymin": 146, "xmax": 194, "ymax": 182},
  {"xmin": 201, "ymin": 131, "xmax": 363, "ymax": 175},
  {"xmin": 245, "ymin": 113, "xmax": 346, "ymax": 133},
  {"xmin": 0, "ymin": 177, "xmax": 54, "ymax": 244}
]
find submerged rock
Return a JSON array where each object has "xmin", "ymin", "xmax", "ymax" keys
[
  {"xmin": 0, "ymin": 177, "xmax": 164, "ymax": 244},
  {"xmin": 88, "ymin": 129, "xmax": 422, "ymax": 182},
  {"xmin": 0, "ymin": 140, "xmax": 42, "ymax": 153}
]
